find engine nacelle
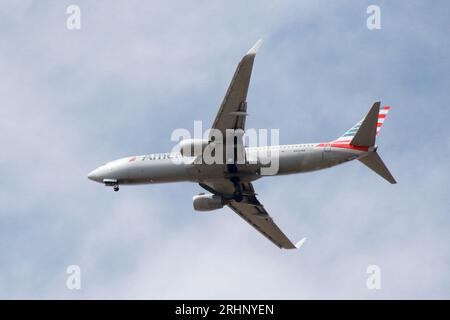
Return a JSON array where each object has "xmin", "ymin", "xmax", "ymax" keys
[
  {"xmin": 193, "ymin": 193, "xmax": 224, "ymax": 212},
  {"xmin": 179, "ymin": 138, "xmax": 208, "ymax": 157}
]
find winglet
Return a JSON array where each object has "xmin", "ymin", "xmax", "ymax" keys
[
  {"xmin": 295, "ymin": 237, "xmax": 307, "ymax": 249},
  {"xmin": 246, "ymin": 39, "xmax": 263, "ymax": 55}
]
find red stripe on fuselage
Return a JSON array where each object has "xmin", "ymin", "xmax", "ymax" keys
[{"xmin": 316, "ymin": 143, "xmax": 369, "ymax": 152}]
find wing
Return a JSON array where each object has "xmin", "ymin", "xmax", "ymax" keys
[
  {"xmin": 199, "ymin": 180, "xmax": 306, "ymax": 250},
  {"xmin": 208, "ymin": 40, "xmax": 262, "ymax": 165},
  {"xmin": 210, "ymin": 40, "xmax": 262, "ymax": 136}
]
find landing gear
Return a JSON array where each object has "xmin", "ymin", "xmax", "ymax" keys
[
  {"xmin": 103, "ymin": 179, "xmax": 119, "ymax": 192},
  {"xmin": 230, "ymin": 176, "xmax": 243, "ymax": 202},
  {"xmin": 233, "ymin": 192, "xmax": 243, "ymax": 202}
]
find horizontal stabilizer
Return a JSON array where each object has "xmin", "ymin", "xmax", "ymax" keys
[{"xmin": 359, "ymin": 152, "xmax": 397, "ymax": 184}]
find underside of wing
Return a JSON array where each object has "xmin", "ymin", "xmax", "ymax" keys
[
  {"xmin": 210, "ymin": 40, "xmax": 262, "ymax": 136},
  {"xmin": 207, "ymin": 40, "xmax": 262, "ymax": 166},
  {"xmin": 199, "ymin": 180, "xmax": 304, "ymax": 250},
  {"xmin": 227, "ymin": 200, "xmax": 298, "ymax": 249},
  {"xmin": 198, "ymin": 42, "xmax": 305, "ymax": 250}
]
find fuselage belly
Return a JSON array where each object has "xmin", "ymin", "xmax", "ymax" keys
[{"xmin": 88, "ymin": 145, "xmax": 365, "ymax": 186}]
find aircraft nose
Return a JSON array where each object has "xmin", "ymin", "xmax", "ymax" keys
[
  {"xmin": 87, "ymin": 167, "xmax": 103, "ymax": 182},
  {"xmin": 87, "ymin": 169, "xmax": 97, "ymax": 182}
]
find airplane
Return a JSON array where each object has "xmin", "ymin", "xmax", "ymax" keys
[{"xmin": 88, "ymin": 40, "xmax": 396, "ymax": 249}]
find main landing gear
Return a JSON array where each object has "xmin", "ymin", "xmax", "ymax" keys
[
  {"xmin": 227, "ymin": 164, "xmax": 243, "ymax": 202},
  {"xmin": 113, "ymin": 185, "xmax": 119, "ymax": 192},
  {"xmin": 230, "ymin": 176, "xmax": 243, "ymax": 202}
]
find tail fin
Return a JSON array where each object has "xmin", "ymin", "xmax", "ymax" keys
[
  {"xmin": 334, "ymin": 101, "xmax": 397, "ymax": 184},
  {"xmin": 358, "ymin": 152, "xmax": 397, "ymax": 184},
  {"xmin": 334, "ymin": 102, "xmax": 391, "ymax": 146}
]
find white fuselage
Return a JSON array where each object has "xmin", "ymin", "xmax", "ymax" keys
[{"xmin": 87, "ymin": 143, "xmax": 367, "ymax": 186}]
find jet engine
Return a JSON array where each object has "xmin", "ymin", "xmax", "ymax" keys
[
  {"xmin": 179, "ymin": 139, "xmax": 208, "ymax": 157},
  {"xmin": 193, "ymin": 193, "xmax": 224, "ymax": 211}
]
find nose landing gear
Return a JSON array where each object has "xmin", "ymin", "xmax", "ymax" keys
[{"xmin": 103, "ymin": 179, "xmax": 119, "ymax": 192}]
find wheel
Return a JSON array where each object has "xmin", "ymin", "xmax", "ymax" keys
[
  {"xmin": 230, "ymin": 176, "xmax": 243, "ymax": 202},
  {"xmin": 113, "ymin": 185, "xmax": 119, "ymax": 192},
  {"xmin": 233, "ymin": 192, "xmax": 243, "ymax": 202}
]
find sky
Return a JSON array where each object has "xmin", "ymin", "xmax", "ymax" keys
[{"xmin": 0, "ymin": 0, "xmax": 449, "ymax": 299}]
